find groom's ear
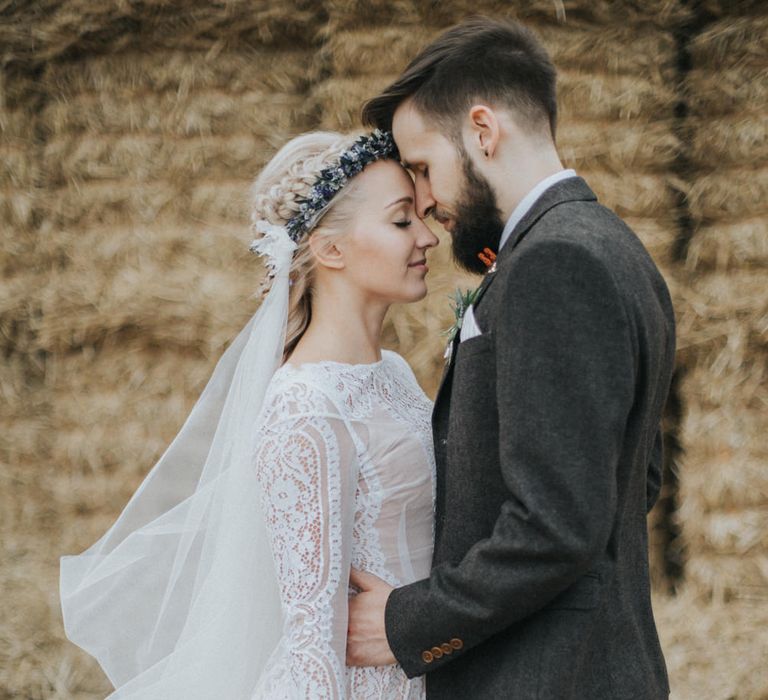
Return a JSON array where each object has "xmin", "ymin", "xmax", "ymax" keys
[
  {"xmin": 309, "ymin": 235, "xmax": 346, "ymax": 270},
  {"xmin": 466, "ymin": 104, "xmax": 500, "ymax": 160}
]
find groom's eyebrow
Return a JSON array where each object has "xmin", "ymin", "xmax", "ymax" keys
[{"xmin": 386, "ymin": 196, "xmax": 414, "ymax": 208}]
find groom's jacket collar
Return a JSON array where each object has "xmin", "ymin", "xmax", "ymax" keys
[
  {"xmin": 472, "ymin": 176, "xmax": 597, "ymax": 309},
  {"xmin": 499, "ymin": 174, "xmax": 596, "ymax": 261}
]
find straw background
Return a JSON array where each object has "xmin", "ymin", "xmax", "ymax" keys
[{"xmin": 1, "ymin": 1, "xmax": 766, "ymax": 698}]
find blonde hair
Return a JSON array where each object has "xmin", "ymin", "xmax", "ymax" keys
[{"xmin": 249, "ymin": 131, "xmax": 367, "ymax": 362}]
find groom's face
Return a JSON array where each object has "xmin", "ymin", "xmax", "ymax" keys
[{"xmin": 392, "ymin": 100, "xmax": 505, "ymax": 275}]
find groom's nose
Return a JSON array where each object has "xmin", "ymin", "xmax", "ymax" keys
[{"xmin": 414, "ymin": 176, "xmax": 436, "ymax": 220}]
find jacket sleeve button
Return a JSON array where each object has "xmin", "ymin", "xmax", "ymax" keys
[
  {"xmin": 422, "ymin": 650, "xmax": 434, "ymax": 663},
  {"xmin": 431, "ymin": 645, "xmax": 444, "ymax": 659},
  {"xmin": 441, "ymin": 642, "xmax": 453, "ymax": 654},
  {"xmin": 450, "ymin": 638, "xmax": 464, "ymax": 650}
]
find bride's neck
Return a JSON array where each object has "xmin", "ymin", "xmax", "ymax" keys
[{"xmin": 291, "ymin": 282, "xmax": 389, "ymax": 365}]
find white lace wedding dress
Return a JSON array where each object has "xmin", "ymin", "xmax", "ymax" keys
[{"xmin": 250, "ymin": 349, "xmax": 435, "ymax": 699}]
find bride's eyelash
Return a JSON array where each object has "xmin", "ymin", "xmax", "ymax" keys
[{"xmin": 394, "ymin": 220, "xmax": 412, "ymax": 228}]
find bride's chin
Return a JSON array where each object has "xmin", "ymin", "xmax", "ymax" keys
[{"xmin": 406, "ymin": 284, "xmax": 429, "ymax": 303}]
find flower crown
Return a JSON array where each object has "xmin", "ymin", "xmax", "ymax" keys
[{"xmin": 284, "ymin": 128, "xmax": 400, "ymax": 242}]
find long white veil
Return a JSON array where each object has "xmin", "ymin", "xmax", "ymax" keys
[{"xmin": 60, "ymin": 223, "xmax": 296, "ymax": 698}]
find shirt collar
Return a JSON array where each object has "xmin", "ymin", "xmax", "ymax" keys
[{"xmin": 498, "ymin": 168, "xmax": 578, "ymax": 251}]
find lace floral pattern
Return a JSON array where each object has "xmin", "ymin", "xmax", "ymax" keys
[{"xmin": 252, "ymin": 350, "xmax": 435, "ymax": 699}]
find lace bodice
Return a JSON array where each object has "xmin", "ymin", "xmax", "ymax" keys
[{"xmin": 251, "ymin": 349, "xmax": 435, "ymax": 699}]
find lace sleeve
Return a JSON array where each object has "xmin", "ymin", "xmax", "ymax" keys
[{"xmin": 253, "ymin": 378, "xmax": 361, "ymax": 698}]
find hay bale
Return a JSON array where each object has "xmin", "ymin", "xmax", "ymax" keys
[
  {"xmin": 45, "ymin": 341, "xmax": 219, "ymax": 475},
  {"xmin": 686, "ymin": 63, "xmax": 768, "ymax": 119},
  {"xmin": 694, "ymin": 0, "xmax": 768, "ymax": 19},
  {"xmin": 0, "ymin": 70, "xmax": 41, "ymax": 272},
  {"xmin": 43, "ymin": 132, "xmax": 271, "ymax": 187},
  {"xmin": 41, "ymin": 87, "xmax": 310, "ymax": 139},
  {"xmin": 322, "ymin": 27, "xmax": 437, "ymax": 77},
  {"xmin": 654, "ymin": 587, "xmax": 768, "ymax": 699},
  {"xmin": 558, "ymin": 119, "xmax": 680, "ymax": 171},
  {"xmin": 688, "ymin": 112, "xmax": 768, "ymax": 170},
  {"xmin": 36, "ymin": 48, "xmax": 314, "ymax": 236},
  {"xmin": 688, "ymin": 15, "xmax": 768, "ymax": 71},
  {"xmin": 324, "ymin": 0, "xmax": 692, "ymax": 30},
  {"xmin": 558, "ymin": 70, "xmax": 678, "ymax": 122},
  {"xmin": 683, "ymin": 553, "xmax": 768, "ymax": 603},
  {"xmin": 30, "ymin": 225, "xmax": 257, "ymax": 355},
  {"xmin": 686, "ymin": 168, "xmax": 768, "ymax": 224},
  {"xmin": 675, "ymin": 270, "xmax": 768, "ymax": 351},
  {"xmin": 324, "ymin": 24, "xmax": 678, "ymax": 83},
  {"xmin": 310, "ymin": 74, "xmax": 398, "ymax": 129},
  {"xmin": 675, "ymin": 270, "xmax": 768, "ymax": 599},
  {"xmin": 536, "ymin": 24, "xmax": 678, "ymax": 81},
  {"xmin": 0, "ymin": 355, "xmax": 49, "ymax": 466},
  {"xmin": 424, "ymin": 0, "xmax": 693, "ymax": 26},
  {"xmin": 0, "ymin": 0, "xmax": 326, "ymax": 67},
  {"xmin": 685, "ymin": 218, "xmax": 768, "ymax": 272},
  {"xmin": 580, "ymin": 170, "xmax": 680, "ymax": 222},
  {"xmin": 41, "ymin": 49, "xmax": 313, "ymax": 95}
]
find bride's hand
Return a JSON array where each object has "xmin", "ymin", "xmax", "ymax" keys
[{"xmin": 346, "ymin": 568, "xmax": 397, "ymax": 667}]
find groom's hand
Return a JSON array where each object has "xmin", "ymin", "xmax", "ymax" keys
[{"xmin": 347, "ymin": 568, "xmax": 397, "ymax": 666}]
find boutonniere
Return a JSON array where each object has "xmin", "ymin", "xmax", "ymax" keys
[
  {"xmin": 441, "ymin": 285, "xmax": 482, "ymax": 359},
  {"xmin": 441, "ymin": 247, "xmax": 498, "ymax": 361},
  {"xmin": 477, "ymin": 246, "xmax": 497, "ymax": 273}
]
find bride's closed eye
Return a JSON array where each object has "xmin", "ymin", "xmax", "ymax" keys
[{"xmin": 394, "ymin": 219, "xmax": 412, "ymax": 228}]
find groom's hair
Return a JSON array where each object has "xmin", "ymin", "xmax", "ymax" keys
[{"xmin": 361, "ymin": 16, "xmax": 557, "ymax": 142}]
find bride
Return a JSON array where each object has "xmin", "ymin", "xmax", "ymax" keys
[{"xmin": 60, "ymin": 129, "xmax": 440, "ymax": 698}]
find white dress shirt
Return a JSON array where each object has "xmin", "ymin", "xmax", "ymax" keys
[{"xmin": 459, "ymin": 168, "xmax": 577, "ymax": 343}]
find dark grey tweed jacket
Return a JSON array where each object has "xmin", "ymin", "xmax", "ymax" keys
[{"xmin": 384, "ymin": 177, "xmax": 675, "ymax": 699}]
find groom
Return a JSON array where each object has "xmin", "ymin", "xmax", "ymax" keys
[{"xmin": 346, "ymin": 16, "xmax": 674, "ymax": 699}]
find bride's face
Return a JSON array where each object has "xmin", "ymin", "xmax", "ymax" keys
[{"xmin": 338, "ymin": 159, "xmax": 439, "ymax": 303}]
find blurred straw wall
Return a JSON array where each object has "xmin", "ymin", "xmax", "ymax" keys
[{"xmin": 1, "ymin": 1, "xmax": 766, "ymax": 698}]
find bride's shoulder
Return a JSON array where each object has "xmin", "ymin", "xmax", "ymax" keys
[
  {"xmin": 260, "ymin": 364, "xmax": 341, "ymax": 422},
  {"xmin": 382, "ymin": 349, "xmax": 426, "ymax": 393},
  {"xmin": 382, "ymin": 348, "xmax": 411, "ymax": 373}
]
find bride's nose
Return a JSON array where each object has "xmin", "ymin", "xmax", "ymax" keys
[{"xmin": 415, "ymin": 218, "xmax": 440, "ymax": 250}]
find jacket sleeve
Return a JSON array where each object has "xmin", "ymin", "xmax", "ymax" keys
[
  {"xmin": 254, "ymin": 382, "xmax": 360, "ymax": 697},
  {"xmin": 385, "ymin": 239, "xmax": 636, "ymax": 678}
]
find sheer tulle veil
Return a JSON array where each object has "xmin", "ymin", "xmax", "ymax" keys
[{"xmin": 59, "ymin": 223, "xmax": 297, "ymax": 698}]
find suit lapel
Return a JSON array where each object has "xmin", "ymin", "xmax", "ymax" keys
[{"xmin": 431, "ymin": 176, "xmax": 597, "ymax": 416}]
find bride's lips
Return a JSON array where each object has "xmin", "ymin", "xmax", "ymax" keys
[{"xmin": 408, "ymin": 259, "xmax": 429, "ymax": 273}]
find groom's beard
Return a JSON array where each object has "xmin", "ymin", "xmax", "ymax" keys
[{"xmin": 448, "ymin": 152, "xmax": 506, "ymax": 275}]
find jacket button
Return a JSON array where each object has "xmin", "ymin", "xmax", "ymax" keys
[
  {"xmin": 421, "ymin": 650, "xmax": 434, "ymax": 663},
  {"xmin": 441, "ymin": 642, "xmax": 453, "ymax": 654},
  {"xmin": 431, "ymin": 645, "xmax": 444, "ymax": 659},
  {"xmin": 450, "ymin": 638, "xmax": 463, "ymax": 650},
  {"xmin": 440, "ymin": 438, "xmax": 447, "ymax": 446}
]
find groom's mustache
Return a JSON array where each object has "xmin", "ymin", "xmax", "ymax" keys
[{"xmin": 431, "ymin": 207, "xmax": 455, "ymax": 228}]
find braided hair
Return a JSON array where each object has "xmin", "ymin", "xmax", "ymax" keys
[{"xmin": 249, "ymin": 131, "xmax": 367, "ymax": 361}]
